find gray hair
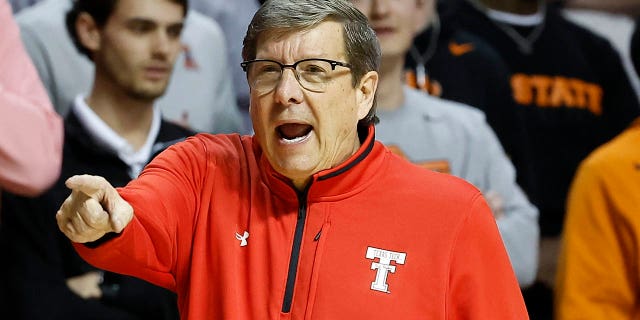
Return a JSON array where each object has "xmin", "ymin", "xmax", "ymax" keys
[{"xmin": 243, "ymin": 0, "xmax": 381, "ymax": 127}]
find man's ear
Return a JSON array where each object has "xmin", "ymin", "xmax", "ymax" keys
[
  {"xmin": 76, "ymin": 12, "xmax": 101, "ymax": 53},
  {"xmin": 356, "ymin": 70, "xmax": 379, "ymax": 120}
]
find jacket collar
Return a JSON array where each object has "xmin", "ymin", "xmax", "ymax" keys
[{"xmin": 256, "ymin": 125, "xmax": 388, "ymax": 202}]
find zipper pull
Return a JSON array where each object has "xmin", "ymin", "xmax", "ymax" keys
[{"xmin": 313, "ymin": 228, "xmax": 322, "ymax": 241}]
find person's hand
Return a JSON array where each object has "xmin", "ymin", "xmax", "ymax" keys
[
  {"xmin": 484, "ymin": 190, "xmax": 505, "ymax": 220},
  {"xmin": 66, "ymin": 271, "xmax": 103, "ymax": 299},
  {"xmin": 56, "ymin": 174, "xmax": 133, "ymax": 243}
]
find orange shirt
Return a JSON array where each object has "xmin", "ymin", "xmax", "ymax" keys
[{"xmin": 556, "ymin": 118, "xmax": 640, "ymax": 319}]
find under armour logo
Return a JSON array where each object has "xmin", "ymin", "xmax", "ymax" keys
[
  {"xmin": 365, "ymin": 246, "xmax": 407, "ymax": 293},
  {"xmin": 235, "ymin": 231, "xmax": 249, "ymax": 247}
]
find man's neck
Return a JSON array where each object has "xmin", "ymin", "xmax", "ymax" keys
[
  {"xmin": 86, "ymin": 80, "xmax": 156, "ymax": 151},
  {"xmin": 478, "ymin": 0, "xmax": 540, "ymax": 14},
  {"xmin": 377, "ymin": 55, "xmax": 406, "ymax": 112}
]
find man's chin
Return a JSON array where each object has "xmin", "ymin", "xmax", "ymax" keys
[{"xmin": 129, "ymin": 86, "xmax": 168, "ymax": 101}]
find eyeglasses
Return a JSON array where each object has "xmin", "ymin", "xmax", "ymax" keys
[{"xmin": 241, "ymin": 58, "xmax": 352, "ymax": 93}]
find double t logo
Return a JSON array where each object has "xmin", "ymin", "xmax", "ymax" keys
[{"xmin": 365, "ymin": 246, "xmax": 407, "ymax": 293}]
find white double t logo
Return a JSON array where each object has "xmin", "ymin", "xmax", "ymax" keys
[{"xmin": 365, "ymin": 246, "xmax": 407, "ymax": 293}]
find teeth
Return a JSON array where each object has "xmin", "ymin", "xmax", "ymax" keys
[{"xmin": 281, "ymin": 132, "xmax": 310, "ymax": 144}]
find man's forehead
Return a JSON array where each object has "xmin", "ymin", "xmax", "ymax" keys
[
  {"xmin": 110, "ymin": 0, "xmax": 184, "ymax": 22},
  {"xmin": 255, "ymin": 21, "xmax": 346, "ymax": 58}
]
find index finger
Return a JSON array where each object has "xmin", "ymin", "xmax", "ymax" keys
[{"xmin": 65, "ymin": 175, "xmax": 108, "ymax": 202}]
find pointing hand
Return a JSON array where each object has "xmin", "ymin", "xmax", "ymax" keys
[{"xmin": 56, "ymin": 175, "xmax": 133, "ymax": 243}]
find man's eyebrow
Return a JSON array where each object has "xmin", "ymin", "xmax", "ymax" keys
[
  {"xmin": 125, "ymin": 17, "xmax": 184, "ymax": 28},
  {"xmin": 125, "ymin": 17, "xmax": 157, "ymax": 26}
]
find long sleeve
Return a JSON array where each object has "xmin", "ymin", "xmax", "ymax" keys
[
  {"xmin": 73, "ymin": 137, "xmax": 208, "ymax": 291},
  {"xmin": 0, "ymin": 0, "xmax": 63, "ymax": 196},
  {"xmin": 477, "ymin": 117, "xmax": 540, "ymax": 287}
]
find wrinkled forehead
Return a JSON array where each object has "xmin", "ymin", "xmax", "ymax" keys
[{"xmin": 255, "ymin": 21, "xmax": 347, "ymax": 60}]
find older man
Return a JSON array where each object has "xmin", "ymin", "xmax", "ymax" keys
[{"xmin": 55, "ymin": 0, "xmax": 527, "ymax": 318}]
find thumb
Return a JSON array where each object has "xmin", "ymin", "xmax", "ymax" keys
[{"xmin": 107, "ymin": 194, "xmax": 134, "ymax": 233}]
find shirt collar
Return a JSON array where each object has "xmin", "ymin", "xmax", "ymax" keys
[{"xmin": 72, "ymin": 95, "xmax": 161, "ymax": 178}]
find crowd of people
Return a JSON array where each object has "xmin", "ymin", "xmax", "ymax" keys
[{"xmin": 1, "ymin": 0, "xmax": 639, "ymax": 318}]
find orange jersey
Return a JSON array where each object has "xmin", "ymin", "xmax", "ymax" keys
[{"xmin": 74, "ymin": 127, "xmax": 527, "ymax": 319}]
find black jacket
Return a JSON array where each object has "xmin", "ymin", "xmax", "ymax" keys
[{"xmin": 0, "ymin": 110, "xmax": 194, "ymax": 319}]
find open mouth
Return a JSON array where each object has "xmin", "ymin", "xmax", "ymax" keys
[{"xmin": 277, "ymin": 123, "xmax": 313, "ymax": 144}]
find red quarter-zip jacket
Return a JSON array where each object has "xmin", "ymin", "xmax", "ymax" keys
[{"xmin": 74, "ymin": 126, "xmax": 528, "ymax": 319}]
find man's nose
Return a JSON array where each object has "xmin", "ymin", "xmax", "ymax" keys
[
  {"xmin": 274, "ymin": 68, "xmax": 304, "ymax": 105},
  {"xmin": 371, "ymin": 0, "xmax": 391, "ymax": 16},
  {"xmin": 151, "ymin": 30, "xmax": 173, "ymax": 58}
]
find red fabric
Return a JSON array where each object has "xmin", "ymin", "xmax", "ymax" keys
[{"xmin": 75, "ymin": 127, "xmax": 527, "ymax": 319}]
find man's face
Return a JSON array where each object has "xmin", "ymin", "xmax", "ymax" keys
[
  {"xmin": 94, "ymin": 0, "xmax": 184, "ymax": 101},
  {"xmin": 352, "ymin": 0, "xmax": 428, "ymax": 58},
  {"xmin": 249, "ymin": 21, "xmax": 376, "ymax": 189}
]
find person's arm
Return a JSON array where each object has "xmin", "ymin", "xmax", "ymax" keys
[
  {"xmin": 446, "ymin": 193, "xmax": 528, "ymax": 318},
  {"xmin": 555, "ymin": 158, "xmax": 637, "ymax": 319},
  {"xmin": 58, "ymin": 137, "xmax": 207, "ymax": 290},
  {"xmin": 0, "ymin": 0, "xmax": 63, "ymax": 196},
  {"xmin": 474, "ymin": 116, "xmax": 540, "ymax": 288}
]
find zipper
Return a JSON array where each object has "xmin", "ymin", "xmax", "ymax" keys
[{"xmin": 281, "ymin": 185, "xmax": 310, "ymax": 313}]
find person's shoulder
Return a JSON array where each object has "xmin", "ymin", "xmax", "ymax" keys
[
  {"xmin": 581, "ymin": 121, "xmax": 640, "ymax": 171},
  {"xmin": 406, "ymin": 87, "xmax": 487, "ymax": 126},
  {"xmin": 180, "ymin": 132, "xmax": 251, "ymax": 157},
  {"xmin": 385, "ymin": 147, "xmax": 483, "ymax": 199},
  {"xmin": 547, "ymin": 7, "xmax": 614, "ymax": 50},
  {"xmin": 15, "ymin": 0, "xmax": 66, "ymax": 27},
  {"xmin": 184, "ymin": 9, "xmax": 224, "ymax": 38},
  {"xmin": 452, "ymin": 30, "xmax": 505, "ymax": 62}
]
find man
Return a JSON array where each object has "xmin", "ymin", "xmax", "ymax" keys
[
  {"xmin": 0, "ymin": 0, "xmax": 194, "ymax": 318},
  {"xmin": 352, "ymin": 0, "xmax": 539, "ymax": 287},
  {"xmin": 55, "ymin": 0, "xmax": 527, "ymax": 318},
  {"xmin": 16, "ymin": 0, "xmax": 244, "ymax": 134},
  {"xmin": 1, "ymin": 0, "xmax": 63, "ymax": 197}
]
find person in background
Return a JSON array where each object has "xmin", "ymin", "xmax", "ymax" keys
[
  {"xmin": 0, "ymin": 0, "xmax": 63, "ymax": 197},
  {"xmin": 554, "ymin": 117, "xmax": 640, "ymax": 319},
  {"xmin": 0, "ymin": 0, "xmax": 195, "ymax": 318},
  {"xmin": 15, "ymin": 0, "xmax": 245, "ymax": 134},
  {"xmin": 53, "ymin": 0, "xmax": 527, "ymax": 318},
  {"xmin": 352, "ymin": 0, "xmax": 539, "ymax": 288},
  {"xmin": 406, "ymin": 0, "xmax": 530, "ymax": 183},
  {"xmin": 554, "ymin": 21, "xmax": 640, "ymax": 320},
  {"xmin": 189, "ymin": 0, "xmax": 262, "ymax": 132},
  {"xmin": 448, "ymin": 0, "xmax": 640, "ymax": 317}
]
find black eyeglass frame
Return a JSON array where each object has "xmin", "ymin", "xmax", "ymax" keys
[{"xmin": 240, "ymin": 58, "xmax": 353, "ymax": 72}]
